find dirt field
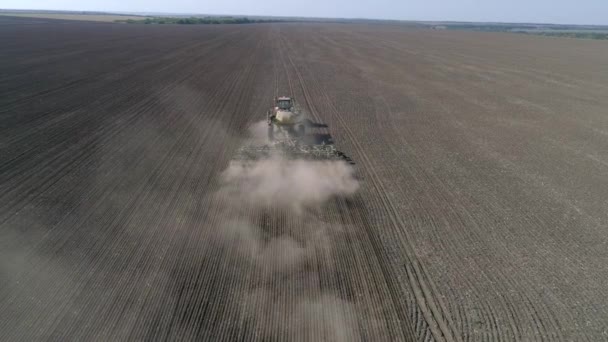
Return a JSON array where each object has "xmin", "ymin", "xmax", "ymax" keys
[
  {"xmin": 2, "ymin": 16, "xmax": 608, "ymax": 341},
  {"xmin": 0, "ymin": 12, "xmax": 143, "ymax": 22}
]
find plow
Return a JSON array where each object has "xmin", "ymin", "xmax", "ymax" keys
[{"xmin": 236, "ymin": 96, "xmax": 353, "ymax": 163}]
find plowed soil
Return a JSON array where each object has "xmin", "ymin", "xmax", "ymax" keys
[{"xmin": 2, "ymin": 17, "xmax": 608, "ymax": 341}]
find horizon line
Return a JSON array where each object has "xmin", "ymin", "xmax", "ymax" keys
[{"xmin": 1, "ymin": 7, "xmax": 607, "ymax": 27}]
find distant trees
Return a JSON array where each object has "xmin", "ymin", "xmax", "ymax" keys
[
  {"xmin": 434, "ymin": 23, "xmax": 608, "ymax": 41},
  {"xmin": 537, "ymin": 32, "xmax": 608, "ymax": 40},
  {"xmin": 116, "ymin": 17, "xmax": 281, "ymax": 25}
]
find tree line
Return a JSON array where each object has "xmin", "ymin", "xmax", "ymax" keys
[{"xmin": 116, "ymin": 17, "xmax": 283, "ymax": 25}]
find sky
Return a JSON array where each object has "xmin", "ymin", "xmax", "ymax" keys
[{"xmin": 3, "ymin": 0, "xmax": 607, "ymax": 25}]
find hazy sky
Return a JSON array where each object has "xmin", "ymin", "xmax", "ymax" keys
[{"xmin": 4, "ymin": 0, "xmax": 607, "ymax": 25}]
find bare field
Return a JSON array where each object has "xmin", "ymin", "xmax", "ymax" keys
[
  {"xmin": 0, "ymin": 12, "xmax": 143, "ymax": 22},
  {"xmin": 1, "ymin": 17, "xmax": 608, "ymax": 341}
]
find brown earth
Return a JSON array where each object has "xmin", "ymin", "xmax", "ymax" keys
[
  {"xmin": 0, "ymin": 12, "xmax": 143, "ymax": 22},
  {"xmin": 1, "ymin": 17, "xmax": 608, "ymax": 341}
]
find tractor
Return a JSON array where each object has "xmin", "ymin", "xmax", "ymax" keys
[{"xmin": 267, "ymin": 96, "xmax": 306, "ymax": 141}]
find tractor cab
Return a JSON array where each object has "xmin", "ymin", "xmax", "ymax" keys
[
  {"xmin": 268, "ymin": 96, "xmax": 305, "ymax": 140},
  {"xmin": 276, "ymin": 97, "xmax": 293, "ymax": 111}
]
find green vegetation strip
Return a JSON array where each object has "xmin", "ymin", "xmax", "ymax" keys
[
  {"xmin": 437, "ymin": 24, "xmax": 608, "ymax": 40},
  {"xmin": 518, "ymin": 31, "xmax": 608, "ymax": 40}
]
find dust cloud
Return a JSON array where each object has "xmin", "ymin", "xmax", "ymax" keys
[
  {"xmin": 220, "ymin": 158, "xmax": 359, "ymax": 212},
  {"xmin": 220, "ymin": 120, "xmax": 358, "ymax": 212},
  {"xmin": 209, "ymin": 121, "xmax": 362, "ymax": 340},
  {"xmin": 248, "ymin": 120, "xmax": 271, "ymax": 142}
]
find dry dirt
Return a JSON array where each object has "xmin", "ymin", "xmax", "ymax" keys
[
  {"xmin": 1, "ymin": 17, "xmax": 608, "ymax": 341},
  {"xmin": 0, "ymin": 13, "xmax": 143, "ymax": 22}
]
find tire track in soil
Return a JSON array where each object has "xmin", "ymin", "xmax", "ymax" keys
[
  {"xmin": 276, "ymin": 31, "xmax": 375, "ymax": 340},
  {"xmin": 381, "ymin": 91, "xmax": 569, "ymax": 341},
  {"xmin": 335, "ymin": 28, "xmax": 577, "ymax": 341},
  {"xmin": 3, "ymin": 18, "xmax": 608, "ymax": 341},
  {"xmin": 367, "ymin": 94, "xmax": 563, "ymax": 342},
  {"xmin": 204, "ymin": 27, "xmax": 366, "ymax": 341},
  {"xmin": 278, "ymin": 27, "xmax": 473, "ymax": 342},
  {"xmin": 116, "ymin": 32, "xmax": 273, "ymax": 341},
  {"xmin": 1, "ymin": 24, "xmax": 268, "ymax": 340},
  {"xmin": 0, "ymin": 30, "xmax": 245, "ymax": 230},
  {"xmin": 297, "ymin": 30, "xmax": 519, "ymax": 342},
  {"xmin": 278, "ymin": 29, "xmax": 450, "ymax": 341},
  {"xmin": 281, "ymin": 25, "xmax": 605, "ymax": 341},
  {"xmin": 0, "ymin": 29, "xmax": 252, "ymax": 251}
]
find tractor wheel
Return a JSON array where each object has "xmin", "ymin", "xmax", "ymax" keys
[{"xmin": 268, "ymin": 124, "xmax": 274, "ymax": 141}]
